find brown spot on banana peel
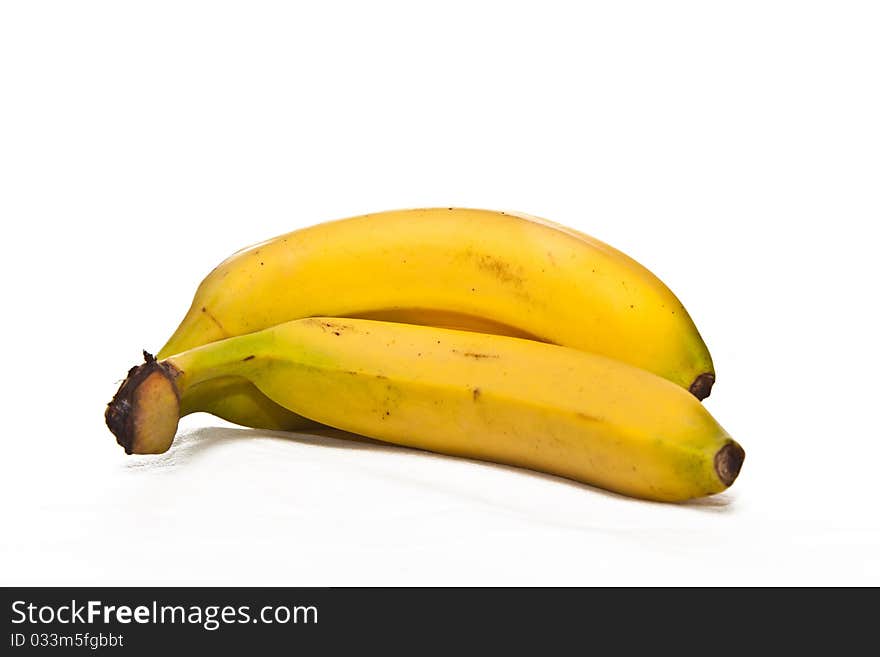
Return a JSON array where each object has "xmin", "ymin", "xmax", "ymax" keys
[
  {"xmin": 476, "ymin": 254, "xmax": 521, "ymax": 285},
  {"xmin": 714, "ymin": 441, "xmax": 746, "ymax": 487},
  {"xmin": 200, "ymin": 306, "xmax": 227, "ymax": 336},
  {"xmin": 452, "ymin": 349, "xmax": 499, "ymax": 359},
  {"xmin": 462, "ymin": 250, "xmax": 525, "ymax": 288},
  {"xmin": 321, "ymin": 320, "xmax": 352, "ymax": 331},
  {"xmin": 105, "ymin": 351, "xmax": 181, "ymax": 455},
  {"xmin": 689, "ymin": 372, "xmax": 715, "ymax": 400},
  {"xmin": 304, "ymin": 318, "xmax": 354, "ymax": 333}
]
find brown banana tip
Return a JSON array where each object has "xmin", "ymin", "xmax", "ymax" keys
[
  {"xmin": 689, "ymin": 372, "xmax": 715, "ymax": 401},
  {"xmin": 714, "ymin": 441, "xmax": 745, "ymax": 488},
  {"xmin": 105, "ymin": 351, "xmax": 181, "ymax": 455}
]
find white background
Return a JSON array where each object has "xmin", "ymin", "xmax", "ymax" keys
[{"xmin": 1, "ymin": 1, "xmax": 878, "ymax": 585}]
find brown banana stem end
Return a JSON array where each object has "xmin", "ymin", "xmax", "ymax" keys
[
  {"xmin": 105, "ymin": 351, "xmax": 182, "ymax": 455},
  {"xmin": 714, "ymin": 440, "xmax": 746, "ymax": 488},
  {"xmin": 689, "ymin": 372, "xmax": 715, "ymax": 401}
]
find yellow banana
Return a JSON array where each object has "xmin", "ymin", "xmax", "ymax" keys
[
  {"xmin": 157, "ymin": 209, "xmax": 715, "ymax": 431},
  {"xmin": 109, "ymin": 318, "xmax": 742, "ymax": 503}
]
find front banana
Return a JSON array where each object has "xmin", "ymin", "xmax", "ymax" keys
[
  {"xmin": 111, "ymin": 318, "xmax": 742, "ymax": 503},
  {"xmin": 157, "ymin": 208, "xmax": 716, "ymax": 431}
]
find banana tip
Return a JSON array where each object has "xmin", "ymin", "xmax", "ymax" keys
[
  {"xmin": 714, "ymin": 441, "xmax": 745, "ymax": 488},
  {"xmin": 689, "ymin": 372, "xmax": 715, "ymax": 400},
  {"xmin": 105, "ymin": 351, "xmax": 181, "ymax": 455}
]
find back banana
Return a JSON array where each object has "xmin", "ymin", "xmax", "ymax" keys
[{"xmin": 158, "ymin": 208, "xmax": 715, "ymax": 429}]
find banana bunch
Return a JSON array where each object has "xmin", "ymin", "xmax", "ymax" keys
[{"xmin": 106, "ymin": 208, "xmax": 743, "ymax": 502}]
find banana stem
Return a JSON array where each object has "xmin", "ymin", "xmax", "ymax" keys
[
  {"xmin": 105, "ymin": 351, "xmax": 183, "ymax": 454},
  {"xmin": 106, "ymin": 335, "xmax": 267, "ymax": 454}
]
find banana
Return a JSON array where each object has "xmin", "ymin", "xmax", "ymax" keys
[
  {"xmin": 177, "ymin": 375, "xmax": 323, "ymax": 431},
  {"xmin": 157, "ymin": 208, "xmax": 716, "ymax": 431},
  {"xmin": 109, "ymin": 318, "xmax": 743, "ymax": 502}
]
